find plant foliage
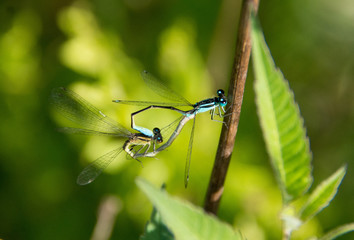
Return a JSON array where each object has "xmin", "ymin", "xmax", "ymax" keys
[
  {"xmin": 251, "ymin": 14, "xmax": 352, "ymax": 239},
  {"xmin": 136, "ymin": 178, "xmax": 243, "ymax": 240},
  {"xmin": 251, "ymin": 15, "xmax": 312, "ymax": 203},
  {"xmin": 299, "ymin": 166, "xmax": 346, "ymax": 222},
  {"xmin": 140, "ymin": 207, "xmax": 174, "ymax": 240}
]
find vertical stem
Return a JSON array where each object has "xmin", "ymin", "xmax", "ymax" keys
[
  {"xmin": 204, "ymin": 0, "xmax": 259, "ymax": 214},
  {"xmin": 91, "ymin": 195, "xmax": 121, "ymax": 240}
]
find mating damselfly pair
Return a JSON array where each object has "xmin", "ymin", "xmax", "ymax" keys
[{"xmin": 51, "ymin": 70, "xmax": 227, "ymax": 187}]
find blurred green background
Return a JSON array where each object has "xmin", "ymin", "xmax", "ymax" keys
[{"xmin": 0, "ymin": 0, "xmax": 353, "ymax": 239}]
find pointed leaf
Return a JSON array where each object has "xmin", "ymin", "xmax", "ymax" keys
[
  {"xmin": 319, "ymin": 222, "xmax": 354, "ymax": 240},
  {"xmin": 251, "ymin": 15, "xmax": 312, "ymax": 202},
  {"xmin": 136, "ymin": 178, "xmax": 243, "ymax": 240},
  {"xmin": 299, "ymin": 166, "xmax": 346, "ymax": 222}
]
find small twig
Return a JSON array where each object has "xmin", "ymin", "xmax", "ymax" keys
[
  {"xmin": 204, "ymin": 0, "xmax": 259, "ymax": 214},
  {"xmin": 91, "ymin": 195, "xmax": 121, "ymax": 240}
]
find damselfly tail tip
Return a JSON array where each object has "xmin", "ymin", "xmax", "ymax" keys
[
  {"xmin": 184, "ymin": 179, "xmax": 189, "ymax": 188},
  {"xmin": 112, "ymin": 100, "xmax": 120, "ymax": 103},
  {"xmin": 77, "ymin": 177, "xmax": 92, "ymax": 186}
]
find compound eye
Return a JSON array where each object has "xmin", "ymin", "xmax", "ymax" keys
[
  {"xmin": 217, "ymin": 89, "xmax": 224, "ymax": 96},
  {"xmin": 220, "ymin": 98, "xmax": 227, "ymax": 106},
  {"xmin": 157, "ymin": 136, "xmax": 163, "ymax": 143},
  {"xmin": 153, "ymin": 128, "xmax": 160, "ymax": 134}
]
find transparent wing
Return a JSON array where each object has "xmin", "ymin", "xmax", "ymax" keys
[
  {"xmin": 58, "ymin": 127, "xmax": 126, "ymax": 136},
  {"xmin": 184, "ymin": 117, "xmax": 196, "ymax": 188},
  {"xmin": 141, "ymin": 70, "xmax": 192, "ymax": 106},
  {"xmin": 51, "ymin": 87, "xmax": 131, "ymax": 137},
  {"xmin": 113, "ymin": 100, "xmax": 189, "ymax": 107},
  {"xmin": 76, "ymin": 147, "xmax": 124, "ymax": 185},
  {"xmin": 159, "ymin": 115, "xmax": 184, "ymax": 139}
]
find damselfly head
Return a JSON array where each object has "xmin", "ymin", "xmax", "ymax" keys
[
  {"xmin": 153, "ymin": 127, "xmax": 163, "ymax": 143},
  {"xmin": 216, "ymin": 89, "xmax": 227, "ymax": 106}
]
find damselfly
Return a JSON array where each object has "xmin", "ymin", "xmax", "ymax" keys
[
  {"xmin": 51, "ymin": 87, "xmax": 163, "ymax": 185},
  {"xmin": 113, "ymin": 70, "xmax": 228, "ymax": 187}
]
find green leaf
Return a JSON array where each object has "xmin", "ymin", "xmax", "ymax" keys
[
  {"xmin": 318, "ymin": 222, "xmax": 354, "ymax": 240},
  {"xmin": 136, "ymin": 178, "xmax": 243, "ymax": 240},
  {"xmin": 299, "ymin": 166, "xmax": 346, "ymax": 222},
  {"xmin": 140, "ymin": 207, "xmax": 174, "ymax": 240},
  {"xmin": 251, "ymin": 15, "xmax": 312, "ymax": 203}
]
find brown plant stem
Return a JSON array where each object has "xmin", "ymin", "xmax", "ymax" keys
[{"xmin": 204, "ymin": 0, "xmax": 259, "ymax": 214}]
